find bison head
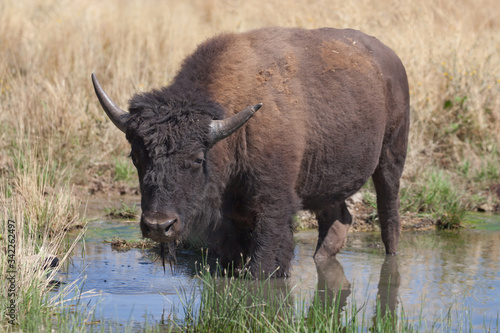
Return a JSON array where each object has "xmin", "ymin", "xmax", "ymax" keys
[{"xmin": 91, "ymin": 74, "xmax": 261, "ymax": 246}]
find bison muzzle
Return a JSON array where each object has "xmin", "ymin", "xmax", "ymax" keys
[{"xmin": 92, "ymin": 27, "xmax": 410, "ymax": 278}]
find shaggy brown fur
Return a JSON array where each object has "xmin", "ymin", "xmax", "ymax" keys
[{"xmin": 99, "ymin": 27, "xmax": 409, "ymax": 278}]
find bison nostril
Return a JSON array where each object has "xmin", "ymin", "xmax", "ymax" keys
[
  {"xmin": 161, "ymin": 218, "xmax": 177, "ymax": 233},
  {"xmin": 142, "ymin": 212, "xmax": 179, "ymax": 238}
]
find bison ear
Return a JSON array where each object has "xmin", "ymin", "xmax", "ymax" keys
[
  {"xmin": 91, "ymin": 73, "xmax": 130, "ymax": 133},
  {"xmin": 209, "ymin": 103, "xmax": 262, "ymax": 144}
]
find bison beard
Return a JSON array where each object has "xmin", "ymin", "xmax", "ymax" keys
[
  {"xmin": 92, "ymin": 27, "xmax": 410, "ymax": 278},
  {"xmin": 159, "ymin": 242, "xmax": 177, "ymax": 272}
]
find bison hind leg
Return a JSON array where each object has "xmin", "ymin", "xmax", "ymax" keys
[
  {"xmin": 313, "ymin": 201, "xmax": 352, "ymax": 258},
  {"xmin": 372, "ymin": 162, "xmax": 404, "ymax": 255},
  {"xmin": 372, "ymin": 107, "xmax": 409, "ymax": 255}
]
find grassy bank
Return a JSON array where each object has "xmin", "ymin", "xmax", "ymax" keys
[{"xmin": 0, "ymin": 141, "xmax": 87, "ymax": 331}]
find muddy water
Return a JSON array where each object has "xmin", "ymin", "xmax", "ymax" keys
[{"xmin": 58, "ymin": 215, "xmax": 500, "ymax": 330}]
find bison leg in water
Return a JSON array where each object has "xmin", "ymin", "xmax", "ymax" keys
[
  {"xmin": 214, "ymin": 216, "xmax": 294, "ymax": 278},
  {"xmin": 245, "ymin": 187, "xmax": 298, "ymax": 278},
  {"xmin": 313, "ymin": 202, "xmax": 352, "ymax": 258},
  {"xmin": 372, "ymin": 111, "xmax": 409, "ymax": 254},
  {"xmin": 210, "ymin": 217, "xmax": 252, "ymax": 273},
  {"xmin": 372, "ymin": 169, "xmax": 401, "ymax": 255},
  {"xmin": 249, "ymin": 216, "xmax": 295, "ymax": 277}
]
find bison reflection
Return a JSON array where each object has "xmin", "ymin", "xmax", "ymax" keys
[
  {"xmin": 313, "ymin": 256, "xmax": 400, "ymax": 325},
  {"xmin": 92, "ymin": 27, "xmax": 409, "ymax": 277}
]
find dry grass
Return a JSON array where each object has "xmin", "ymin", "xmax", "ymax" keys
[
  {"xmin": 0, "ymin": 139, "xmax": 84, "ymax": 329},
  {"xmin": 1, "ymin": 0, "xmax": 499, "ymax": 184},
  {"xmin": 1, "ymin": 0, "xmax": 499, "ymax": 202}
]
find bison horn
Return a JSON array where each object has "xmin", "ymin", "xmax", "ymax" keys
[
  {"xmin": 209, "ymin": 103, "xmax": 262, "ymax": 144},
  {"xmin": 91, "ymin": 73, "xmax": 129, "ymax": 133}
]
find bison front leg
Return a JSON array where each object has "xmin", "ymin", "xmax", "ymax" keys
[
  {"xmin": 210, "ymin": 217, "xmax": 252, "ymax": 275},
  {"xmin": 247, "ymin": 194, "xmax": 297, "ymax": 278},
  {"xmin": 313, "ymin": 202, "xmax": 353, "ymax": 258}
]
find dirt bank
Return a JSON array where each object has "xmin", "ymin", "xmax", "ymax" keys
[{"xmin": 78, "ymin": 177, "xmax": 436, "ymax": 232}]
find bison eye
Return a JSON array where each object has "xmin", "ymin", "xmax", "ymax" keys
[{"xmin": 189, "ymin": 151, "xmax": 205, "ymax": 169}]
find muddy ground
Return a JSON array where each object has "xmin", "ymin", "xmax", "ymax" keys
[
  {"xmin": 76, "ymin": 168, "xmax": 435, "ymax": 232},
  {"xmin": 76, "ymin": 162, "xmax": 500, "ymax": 231},
  {"xmin": 295, "ymin": 192, "xmax": 435, "ymax": 232}
]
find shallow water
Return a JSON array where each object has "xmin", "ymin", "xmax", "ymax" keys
[{"xmin": 58, "ymin": 216, "xmax": 500, "ymax": 330}]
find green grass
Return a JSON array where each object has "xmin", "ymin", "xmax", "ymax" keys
[
  {"xmin": 464, "ymin": 212, "xmax": 500, "ymax": 231},
  {"xmin": 104, "ymin": 201, "xmax": 139, "ymax": 219},
  {"xmin": 157, "ymin": 261, "xmax": 499, "ymax": 333},
  {"xmin": 114, "ymin": 157, "xmax": 137, "ymax": 184},
  {"xmin": 171, "ymin": 264, "xmax": 366, "ymax": 332},
  {"xmin": 399, "ymin": 168, "xmax": 467, "ymax": 229},
  {"xmin": 362, "ymin": 169, "xmax": 469, "ymax": 230},
  {"xmin": 475, "ymin": 158, "xmax": 499, "ymax": 183}
]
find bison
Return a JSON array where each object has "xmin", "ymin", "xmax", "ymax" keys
[{"xmin": 92, "ymin": 27, "xmax": 409, "ymax": 278}]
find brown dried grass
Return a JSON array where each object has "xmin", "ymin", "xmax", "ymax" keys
[
  {"xmin": 0, "ymin": 0, "xmax": 499, "ymax": 200},
  {"xmin": 0, "ymin": 138, "xmax": 85, "ymax": 328}
]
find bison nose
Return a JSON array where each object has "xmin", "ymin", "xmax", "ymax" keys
[{"xmin": 141, "ymin": 211, "xmax": 179, "ymax": 237}]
